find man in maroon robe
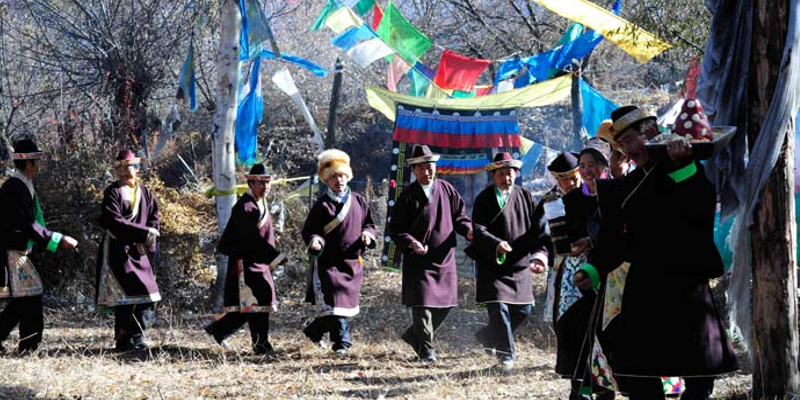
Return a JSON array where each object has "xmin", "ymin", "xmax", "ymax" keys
[
  {"xmin": 302, "ymin": 149, "xmax": 377, "ymax": 355},
  {"xmin": 390, "ymin": 145, "xmax": 472, "ymax": 362},
  {"xmin": 205, "ymin": 164, "xmax": 282, "ymax": 355},
  {"xmin": 96, "ymin": 150, "xmax": 161, "ymax": 352},
  {"xmin": 469, "ymin": 152, "xmax": 546, "ymax": 369},
  {"xmin": 0, "ymin": 139, "xmax": 78, "ymax": 353}
]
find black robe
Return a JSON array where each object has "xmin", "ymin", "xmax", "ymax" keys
[
  {"xmin": 96, "ymin": 181, "xmax": 161, "ymax": 306},
  {"xmin": 390, "ymin": 179, "xmax": 471, "ymax": 307},
  {"xmin": 594, "ymin": 161, "xmax": 738, "ymax": 377},
  {"xmin": 470, "ymin": 185, "xmax": 540, "ymax": 304},
  {"xmin": 302, "ymin": 190, "xmax": 377, "ymax": 316},
  {"xmin": 217, "ymin": 192, "xmax": 281, "ymax": 313}
]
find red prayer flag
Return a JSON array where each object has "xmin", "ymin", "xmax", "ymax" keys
[
  {"xmin": 433, "ymin": 49, "xmax": 491, "ymax": 92},
  {"xmin": 371, "ymin": 4, "xmax": 384, "ymax": 31},
  {"xmin": 682, "ymin": 59, "xmax": 701, "ymax": 98}
]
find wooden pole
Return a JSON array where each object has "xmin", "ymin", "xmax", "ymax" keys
[
  {"xmin": 570, "ymin": 60, "xmax": 584, "ymax": 150},
  {"xmin": 209, "ymin": 0, "xmax": 241, "ymax": 312},
  {"xmin": 326, "ymin": 57, "xmax": 345, "ymax": 149},
  {"xmin": 748, "ymin": 0, "xmax": 799, "ymax": 396}
]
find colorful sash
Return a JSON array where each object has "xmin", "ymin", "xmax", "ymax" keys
[
  {"xmin": 323, "ymin": 191, "xmax": 351, "ymax": 235},
  {"xmin": 602, "ymin": 262, "xmax": 629, "ymax": 330}
]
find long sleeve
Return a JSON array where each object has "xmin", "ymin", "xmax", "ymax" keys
[
  {"xmin": 471, "ymin": 189, "xmax": 504, "ymax": 262},
  {"xmin": 449, "ymin": 185, "xmax": 472, "ymax": 237},
  {"xmin": 100, "ymin": 187, "xmax": 150, "ymax": 244},
  {"xmin": 389, "ymin": 188, "xmax": 420, "ymax": 253}
]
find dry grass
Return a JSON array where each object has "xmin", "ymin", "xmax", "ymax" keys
[{"xmin": 0, "ymin": 268, "xmax": 751, "ymax": 400}]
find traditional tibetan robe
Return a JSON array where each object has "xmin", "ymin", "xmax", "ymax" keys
[
  {"xmin": 390, "ymin": 179, "xmax": 472, "ymax": 307},
  {"xmin": 0, "ymin": 172, "xmax": 62, "ymax": 298},
  {"xmin": 470, "ymin": 185, "xmax": 540, "ymax": 304},
  {"xmin": 302, "ymin": 189, "xmax": 377, "ymax": 316},
  {"xmin": 96, "ymin": 181, "xmax": 161, "ymax": 307},
  {"xmin": 592, "ymin": 161, "xmax": 738, "ymax": 378},
  {"xmin": 217, "ymin": 192, "xmax": 282, "ymax": 313}
]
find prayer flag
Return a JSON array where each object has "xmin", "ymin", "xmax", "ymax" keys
[
  {"xmin": 176, "ymin": 40, "xmax": 197, "ymax": 112},
  {"xmin": 239, "ymin": 0, "xmax": 280, "ymax": 60},
  {"xmin": 272, "ymin": 67, "xmax": 325, "ymax": 152},
  {"xmin": 371, "ymin": 3, "xmax": 383, "ymax": 30},
  {"xmin": 325, "ymin": 6, "xmax": 362, "ymax": 34},
  {"xmin": 556, "ymin": 23, "xmax": 584, "ymax": 46},
  {"xmin": 532, "ymin": 0, "xmax": 670, "ymax": 63},
  {"xmin": 408, "ymin": 66, "xmax": 430, "ymax": 97},
  {"xmin": 331, "ymin": 24, "xmax": 376, "ymax": 51},
  {"xmin": 343, "ymin": 0, "xmax": 374, "ymax": 15},
  {"xmin": 235, "ymin": 57, "xmax": 263, "ymax": 165},
  {"xmin": 311, "ymin": 0, "xmax": 339, "ymax": 31},
  {"xmin": 347, "ymin": 38, "xmax": 395, "ymax": 68},
  {"xmin": 433, "ymin": 49, "xmax": 491, "ymax": 92},
  {"xmin": 260, "ymin": 49, "xmax": 329, "ymax": 77},
  {"xmin": 387, "ymin": 56, "xmax": 411, "ymax": 92},
  {"xmin": 375, "ymin": 2, "xmax": 432, "ymax": 63},
  {"xmin": 580, "ymin": 80, "xmax": 619, "ymax": 137}
]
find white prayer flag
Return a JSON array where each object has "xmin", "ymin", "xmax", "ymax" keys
[{"xmin": 347, "ymin": 38, "xmax": 395, "ymax": 68}]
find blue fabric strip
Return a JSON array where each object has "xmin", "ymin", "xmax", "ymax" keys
[
  {"xmin": 395, "ymin": 113, "xmax": 519, "ymax": 136},
  {"xmin": 256, "ymin": 50, "xmax": 329, "ymax": 77},
  {"xmin": 580, "ymin": 79, "xmax": 620, "ymax": 137},
  {"xmin": 331, "ymin": 24, "xmax": 376, "ymax": 51}
]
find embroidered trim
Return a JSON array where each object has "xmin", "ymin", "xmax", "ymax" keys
[{"xmin": 323, "ymin": 193, "xmax": 351, "ymax": 235}]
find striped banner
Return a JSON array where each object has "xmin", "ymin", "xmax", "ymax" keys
[{"xmin": 393, "ymin": 105, "xmax": 520, "ymax": 149}]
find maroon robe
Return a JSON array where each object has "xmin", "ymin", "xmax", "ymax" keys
[
  {"xmin": 96, "ymin": 181, "xmax": 160, "ymax": 306},
  {"xmin": 0, "ymin": 175, "xmax": 61, "ymax": 298},
  {"xmin": 302, "ymin": 190, "xmax": 377, "ymax": 315},
  {"xmin": 470, "ymin": 185, "xmax": 540, "ymax": 304},
  {"xmin": 390, "ymin": 179, "xmax": 472, "ymax": 307},
  {"xmin": 217, "ymin": 192, "xmax": 281, "ymax": 313}
]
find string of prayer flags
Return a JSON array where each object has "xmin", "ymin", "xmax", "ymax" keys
[
  {"xmin": 311, "ymin": 0, "xmax": 340, "ymax": 31},
  {"xmin": 239, "ymin": 0, "xmax": 280, "ymax": 60},
  {"xmin": 235, "ymin": 57, "xmax": 263, "ymax": 165},
  {"xmin": 311, "ymin": 0, "xmax": 375, "ymax": 32},
  {"xmin": 176, "ymin": 39, "xmax": 197, "ymax": 112},
  {"xmin": 346, "ymin": 35, "xmax": 395, "ymax": 68},
  {"xmin": 532, "ymin": 0, "xmax": 671, "ymax": 63},
  {"xmin": 260, "ymin": 49, "xmax": 329, "ymax": 77},
  {"xmin": 433, "ymin": 49, "xmax": 491, "ymax": 92},
  {"xmin": 271, "ymin": 67, "xmax": 325, "ymax": 152},
  {"xmin": 331, "ymin": 24, "xmax": 375, "ymax": 51},
  {"xmin": 324, "ymin": 6, "xmax": 362, "ymax": 34},
  {"xmin": 387, "ymin": 56, "xmax": 411, "ymax": 92},
  {"xmin": 375, "ymin": 2, "xmax": 432, "ymax": 64}
]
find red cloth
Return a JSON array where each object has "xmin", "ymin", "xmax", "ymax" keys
[
  {"xmin": 371, "ymin": 4, "xmax": 383, "ymax": 30},
  {"xmin": 432, "ymin": 49, "xmax": 491, "ymax": 92},
  {"xmin": 683, "ymin": 59, "xmax": 701, "ymax": 98}
]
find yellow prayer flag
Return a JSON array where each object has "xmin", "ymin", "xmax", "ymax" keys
[
  {"xmin": 424, "ymin": 84, "xmax": 452, "ymax": 100},
  {"xmin": 520, "ymin": 137, "xmax": 534, "ymax": 155},
  {"xmin": 532, "ymin": 0, "xmax": 671, "ymax": 63},
  {"xmin": 324, "ymin": 7, "xmax": 363, "ymax": 34}
]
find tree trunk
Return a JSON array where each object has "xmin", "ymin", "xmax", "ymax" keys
[
  {"xmin": 748, "ymin": 0, "xmax": 800, "ymax": 397},
  {"xmin": 326, "ymin": 57, "xmax": 345, "ymax": 149},
  {"xmin": 570, "ymin": 60, "xmax": 583, "ymax": 150},
  {"xmin": 209, "ymin": 0, "xmax": 241, "ymax": 312}
]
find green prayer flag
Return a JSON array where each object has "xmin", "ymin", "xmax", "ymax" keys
[
  {"xmin": 452, "ymin": 89, "xmax": 477, "ymax": 98},
  {"xmin": 408, "ymin": 67, "xmax": 430, "ymax": 97},
  {"xmin": 311, "ymin": 0, "xmax": 340, "ymax": 31},
  {"xmin": 352, "ymin": 0, "xmax": 373, "ymax": 16},
  {"xmin": 556, "ymin": 22, "xmax": 584, "ymax": 47},
  {"xmin": 375, "ymin": 2, "xmax": 432, "ymax": 64}
]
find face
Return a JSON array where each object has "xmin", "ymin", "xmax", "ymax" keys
[
  {"xmin": 579, "ymin": 153, "xmax": 607, "ymax": 184},
  {"xmin": 491, "ymin": 167, "xmax": 517, "ymax": 190},
  {"xmin": 609, "ymin": 150, "xmax": 630, "ymax": 178},
  {"xmin": 25, "ymin": 159, "xmax": 41, "ymax": 177},
  {"xmin": 325, "ymin": 172, "xmax": 350, "ymax": 193},
  {"xmin": 412, "ymin": 162, "xmax": 436, "ymax": 185},
  {"xmin": 248, "ymin": 179, "xmax": 270, "ymax": 199},
  {"xmin": 115, "ymin": 164, "xmax": 139, "ymax": 186},
  {"xmin": 555, "ymin": 174, "xmax": 581, "ymax": 193},
  {"xmin": 616, "ymin": 129, "xmax": 649, "ymax": 167}
]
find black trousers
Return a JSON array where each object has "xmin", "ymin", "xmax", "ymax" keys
[
  {"xmin": 475, "ymin": 303, "xmax": 531, "ymax": 361},
  {"xmin": 114, "ymin": 303, "xmax": 155, "ymax": 350},
  {"xmin": 304, "ymin": 315, "xmax": 351, "ymax": 350},
  {"xmin": 207, "ymin": 312, "xmax": 271, "ymax": 350},
  {"xmin": 625, "ymin": 376, "xmax": 715, "ymax": 400},
  {"xmin": 402, "ymin": 306, "xmax": 451, "ymax": 356},
  {"xmin": 0, "ymin": 295, "xmax": 43, "ymax": 351}
]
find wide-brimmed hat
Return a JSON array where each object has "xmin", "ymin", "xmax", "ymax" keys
[
  {"xmin": 611, "ymin": 105, "xmax": 656, "ymax": 139},
  {"xmin": 115, "ymin": 149, "xmax": 141, "ymax": 168},
  {"xmin": 406, "ymin": 145, "xmax": 440, "ymax": 166},
  {"xmin": 12, "ymin": 139, "xmax": 44, "ymax": 160},
  {"xmin": 317, "ymin": 149, "xmax": 353, "ymax": 181},
  {"xmin": 547, "ymin": 152, "xmax": 580, "ymax": 179},
  {"xmin": 579, "ymin": 138, "xmax": 611, "ymax": 166},
  {"xmin": 486, "ymin": 152, "xmax": 522, "ymax": 171},
  {"xmin": 245, "ymin": 163, "xmax": 272, "ymax": 181}
]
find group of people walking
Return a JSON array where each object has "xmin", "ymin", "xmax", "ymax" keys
[{"xmin": 0, "ymin": 104, "xmax": 738, "ymax": 400}]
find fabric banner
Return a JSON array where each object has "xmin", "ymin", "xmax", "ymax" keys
[
  {"xmin": 239, "ymin": 0, "xmax": 281, "ymax": 60},
  {"xmin": 580, "ymin": 79, "xmax": 619, "ymax": 137},
  {"xmin": 311, "ymin": 0, "xmax": 339, "ymax": 31},
  {"xmin": 331, "ymin": 24, "xmax": 375, "ymax": 51},
  {"xmin": 375, "ymin": 2, "xmax": 432, "ymax": 64},
  {"xmin": 408, "ymin": 65, "xmax": 430, "ymax": 97},
  {"xmin": 235, "ymin": 57, "xmax": 263, "ymax": 165},
  {"xmin": 433, "ymin": 49, "xmax": 491, "ymax": 92},
  {"xmin": 371, "ymin": 3, "xmax": 383, "ymax": 30},
  {"xmin": 324, "ymin": 6, "xmax": 362, "ymax": 34},
  {"xmin": 343, "ymin": 0, "xmax": 374, "ymax": 15},
  {"xmin": 393, "ymin": 106, "xmax": 520, "ymax": 149},
  {"xmin": 387, "ymin": 56, "xmax": 411, "ymax": 92},
  {"xmin": 435, "ymin": 154, "xmax": 490, "ymax": 175},
  {"xmin": 520, "ymin": 138, "xmax": 546, "ymax": 177},
  {"xmin": 260, "ymin": 49, "xmax": 329, "ymax": 77},
  {"xmin": 347, "ymin": 38, "xmax": 395, "ymax": 68},
  {"xmin": 532, "ymin": 0, "xmax": 670, "ymax": 63},
  {"xmin": 176, "ymin": 40, "xmax": 197, "ymax": 112},
  {"xmin": 366, "ymin": 74, "xmax": 572, "ymax": 122},
  {"xmin": 271, "ymin": 67, "xmax": 325, "ymax": 152}
]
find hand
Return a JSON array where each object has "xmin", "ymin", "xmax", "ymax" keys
[
  {"xmin": 410, "ymin": 241, "xmax": 428, "ymax": 255},
  {"xmin": 570, "ymin": 237, "xmax": 592, "ymax": 256},
  {"xmin": 666, "ymin": 139, "xmax": 693, "ymax": 165},
  {"xmin": 146, "ymin": 228, "xmax": 160, "ymax": 246},
  {"xmin": 466, "ymin": 230, "xmax": 473, "ymax": 242},
  {"xmin": 310, "ymin": 237, "xmax": 323, "ymax": 252},
  {"xmin": 573, "ymin": 270, "xmax": 592, "ymax": 290},
  {"xmin": 361, "ymin": 232, "xmax": 372, "ymax": 247},
  {"xmin": 497, "ymin": 241, "xmax": 512, "ymax": 254},
  {"xmin": 60, "ymin": 235, "xmax": 78, "ymax": 251},
  {"xmin": 529, "ymin": 259, "xmax": 546, "ymax": 274}
]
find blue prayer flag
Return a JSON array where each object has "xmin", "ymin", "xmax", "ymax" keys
[
  {"xmin": 235, "ymin": 57, "xmax": 263, "ymax": 166},
  {"xmin": 177, "ymin": 40, "xmax": 198, "ymax": 112}
]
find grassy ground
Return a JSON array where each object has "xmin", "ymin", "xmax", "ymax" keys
[{"xmin": 0, "ymin": 268, "xmax": 751, "ymax": 400}]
